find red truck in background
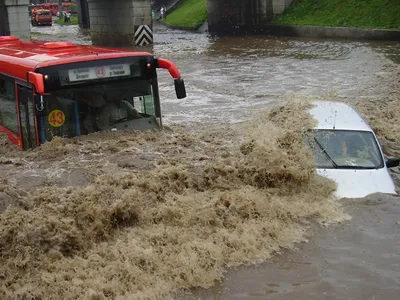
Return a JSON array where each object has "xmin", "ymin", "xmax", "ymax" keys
[
  {"xmin": 31, "ymin": 9, "xmax": 52, "ymax": 26},
  {"xmin": 28, "ymin": 2, "xmax": 74, "ymax": 16}
]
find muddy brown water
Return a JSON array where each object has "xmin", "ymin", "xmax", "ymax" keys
[
  {"xmin": 0, "ymin": 23, "xmax": 399, "ymax": 299},
  {"xmin": 177, "ymin": 193, "xmax": 400, "ymax": 300}
]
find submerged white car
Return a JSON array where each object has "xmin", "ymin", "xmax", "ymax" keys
[{"xmin": 307, "ymin": 101, "xmax": 399, "ymax": 198}]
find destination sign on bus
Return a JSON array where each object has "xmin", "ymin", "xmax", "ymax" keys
[{"xmin": 67, "ymin": 64, "xmax": 131, "ymax": 82}]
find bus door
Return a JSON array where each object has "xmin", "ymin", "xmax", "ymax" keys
[{"xmin": 17, "ymin": 84, "xmax": 37, "ymax": 149}]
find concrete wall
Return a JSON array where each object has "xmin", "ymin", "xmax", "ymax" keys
[
  {"xmin": 87, "ymin": 0, "xmax": 152, "ymax": 47},
  {"xmin": 260, "ymin": 24, "xmax": 400, "ymax": 41},
  {"xmin": 0, "ymin": 0, "xmax": 30, "ymax": 38},
  {"xmin": 207, "ymin": 0, "xmax": 293, "ymax": 34},
  {"xmin": 207, "ymin": 0, "xmax": 271, "ymax": 34},
  {"xmin": 274, "ymin": 0, "xmax": 295, "ymax": 14}
]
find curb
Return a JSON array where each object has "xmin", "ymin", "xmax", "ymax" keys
[
  {"xmin": 157, "ymin": 20, "xmax": 204, "ymax": 33},
  {"xmin": 256, "ymin": 24, "xmax": 400, "ymax": 41},
  {"xmin": 159, "ymin": 21, "xmax": 400, "ymax": 41}
]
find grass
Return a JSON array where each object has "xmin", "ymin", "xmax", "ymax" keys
[
  {"xmin": 54, "ymin": 16, "xmax": 79, "ymax": 25},
  {"xmin": 164, "ymin": 0, "xmax": 207, "ymax": 29},
  {"xmin": 272, "ymin": 0, "xmax": 400, "ymax": 29}
]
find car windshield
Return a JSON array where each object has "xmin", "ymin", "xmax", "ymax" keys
[{"xmin": 306, "ymin": 130, "xmax": 384, "ymax": 169}]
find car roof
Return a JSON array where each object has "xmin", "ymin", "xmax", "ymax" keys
[{"xmin": 310, "ymin": 101, "xmax": 372, "ymax": 132}]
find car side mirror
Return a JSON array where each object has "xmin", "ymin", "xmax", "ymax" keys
[
  {"xmin": 174, "ymin": 78, "xmax": 186, "ymax": 99},
  {"xmin": 386, "ymin": 157, "xmax": 400, "ymax": 168}
]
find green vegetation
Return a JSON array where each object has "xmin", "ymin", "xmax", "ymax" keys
[
  {"xmin": 54, "ymin": 16, "xmax": 79, "ymax": 25},
  {"xmin": 165, "ymin": 0, "xmax": 400, "ymax": 30},
  {"xmin": 272, "ymin": 0, "xmax": 400, "ymax": 29},
  {"xmin": 164, "ymin": 0, "xmax": 207, "ymax": 29},
  {"xmin": 68, "ymin": 4, "xmax": 77, "ymax": 13}
]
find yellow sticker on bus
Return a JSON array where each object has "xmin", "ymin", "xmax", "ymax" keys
[{"xmin": 48, "ymin": 109, "xmax": 65, "ymax": 127}]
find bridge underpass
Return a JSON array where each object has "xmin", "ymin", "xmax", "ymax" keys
[
  {"xmin": 207, "ymin": 0, "xmax": 295, "ymax": 34},
  {"xmin": 1, "ymin": 0, "xmax": 293, "ymax": 46}
]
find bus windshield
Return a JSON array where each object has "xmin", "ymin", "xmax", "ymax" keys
[{"xmin": 42, "ymin": 79, "xmax": 159, "ymax": 141}]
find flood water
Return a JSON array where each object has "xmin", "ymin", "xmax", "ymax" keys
[
  {"xmin": 177, "ymin": 194, "xmax": 400, "ymax": 300},
  {"xmin": 0, "ymin": 23, "xmax": 399, "ymax": 299}
]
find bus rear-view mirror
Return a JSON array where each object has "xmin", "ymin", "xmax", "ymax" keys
[
  {"xmin": 174, "ymin": 78, "xmax": 186, "ymax": 99},
  {"xmin": 27, "ymin": 71, "xmax": 44, "ymax": 94}
]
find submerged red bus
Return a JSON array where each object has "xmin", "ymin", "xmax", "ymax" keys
[{"xmin": 0, "ymin": 36, "xmax": 186, "ymax": 149}]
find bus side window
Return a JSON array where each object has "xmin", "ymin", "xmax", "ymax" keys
[{"xmin": 0, "ymin": 76, "xmax": 18, "ymax": 133}]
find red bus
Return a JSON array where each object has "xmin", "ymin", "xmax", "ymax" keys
[{"xmin": 0, "ymin": 36, "xmax": 186, "ymax": 149}]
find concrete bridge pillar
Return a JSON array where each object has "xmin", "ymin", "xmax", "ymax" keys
[
  {"xmin": 207, "ymin": 0, "xmax": 294, "ymax": 34},
  {"xmin": 87, "ymin": 0, "xmax": 153, "ymax": 47},
  {"xmin": 76, "ymin": 0, "xmax": 90, "ymax": 29},
  {"xmin": 0, "ymin": 0, "xmax": 30, "ymax": 38}
]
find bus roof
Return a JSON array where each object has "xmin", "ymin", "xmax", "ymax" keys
[{"xmin": 0, "ymin": 37, "xmax": 153, "ymax": 80}]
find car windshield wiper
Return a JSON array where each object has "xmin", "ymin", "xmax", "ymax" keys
[
  {"xmin": 313, "ymin": 137, "xmax": 338, "ymax": 168},
  {"xmin": 334, "ymin": 165, "xmax": 377, "ymax": 170}
]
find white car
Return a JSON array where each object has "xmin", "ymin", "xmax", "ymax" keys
[{"xmin": 307, "ymin": 101, "xmax": 399, "ymax": 198}]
